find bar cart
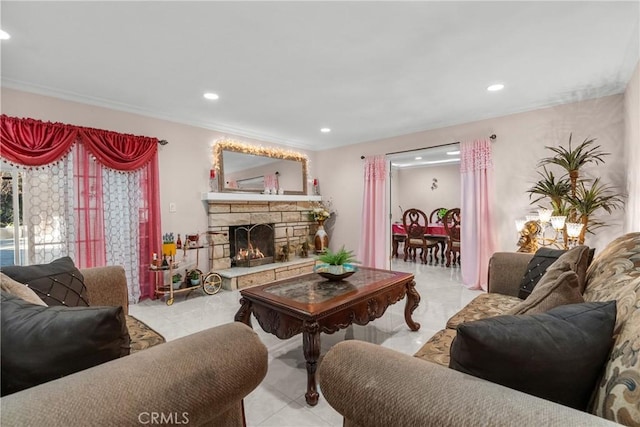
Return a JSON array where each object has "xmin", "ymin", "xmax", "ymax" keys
[{"xmin": 152, "ymin": 232, "xmax": 223, "ymax": 305}]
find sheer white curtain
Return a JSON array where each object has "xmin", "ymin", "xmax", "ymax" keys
[
  {"xmin": 460, "ymin": 139, "xmax": 497, "ymax": 291},
  {"xmin": 358, "ymin": 155, "xmax": 388, "ymax": 268},
  {"xmin": 22, "ymin": 154, "xmax": 76, "ymax": 264},
  {"xmin": 18, "ymin": 145, "xmax": 144, "ymax": 302},
  {"xmin": 103, "ymin": 169, "xmax": 142, "ymax": 303}
]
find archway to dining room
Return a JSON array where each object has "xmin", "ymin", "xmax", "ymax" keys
[{"xmin": 386, "ymin": 143, "xmax": 462, "ymax": 267}]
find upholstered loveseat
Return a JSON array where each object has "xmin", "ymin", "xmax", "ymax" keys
[
  {"xmin": 319, "ymin": 232, "xmax": 640, "ymax": 426},
  {"xmin": 1, "ymin": 265, "xmax": 268, "ymax": 426}
]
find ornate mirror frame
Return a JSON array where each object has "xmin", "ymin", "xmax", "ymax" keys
[{"xmin": 213, "ymin": 139, "xmax": 308, "ymax": 195}]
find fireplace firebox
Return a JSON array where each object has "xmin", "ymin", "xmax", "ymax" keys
[{"xmin": 230, "ymin": 223, "xmax": 275, "ymax": 267}]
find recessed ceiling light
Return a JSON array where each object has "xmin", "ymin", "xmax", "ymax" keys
[
  {"xmin": 446, "ymin": 150, "xmax": 460, "ymax": 155},
  {"xmin": 0, "ymin": 30, "xmax": 11, "ymax": 40},
  {"xmin": 487, "ymin": 83, "xmax": 504, "ymax": 92},
  {"xmin": 320, "ymin": 128, "xmax": 331, "ymax": 133},
  {"xmin": 203, "ymin": 92, "xmax": 219, "ymax": 100},
  {"xmin": 415, "ymin": 156, "xmax": 422, "ymax": 160}
]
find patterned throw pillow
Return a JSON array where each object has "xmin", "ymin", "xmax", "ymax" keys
[
  {"xmin": 508, "ymin": 269, "xmax": 584, "ymax": 315},
  {"xmin": 519, "ymin": 246, "xmax": 591, "ymax": 299},
  {"xmin": 450, "ymin": 301, "xmax": 616, "ymax": 411},
  {"xmin": 518, "ymin": 248, "xmax": 566, "ymax": 299},
  {"xmin": 1, "ymin": 257, "xmax": 89, "ymax": 307}
]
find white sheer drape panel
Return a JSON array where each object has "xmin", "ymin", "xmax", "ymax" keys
[
  {"xmin": 22, "ymin": 154, "xmax": 75, "ymax": 264},
  {"xmin": 102, "ymin": 169, "xmax": 141, "ymax": 303}
]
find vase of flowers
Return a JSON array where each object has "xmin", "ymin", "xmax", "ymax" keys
[{"xmin": 310, "ymin": 205, "xmax": 331, "ymax": 254}]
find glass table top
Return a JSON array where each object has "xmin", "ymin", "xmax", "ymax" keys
[{"xmin": 264, "ymin": 268, "xmax": 398, "ymax": 304}]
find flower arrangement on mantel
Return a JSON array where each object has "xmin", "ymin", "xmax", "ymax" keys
[{"xmin": 308, "ymin": 200, "xmax": 333, "ymax": 223}]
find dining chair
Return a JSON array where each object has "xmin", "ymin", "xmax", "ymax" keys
[
  {"xmin": 443, "ymin": 208, "xmax": 461, "ymax": 267},
  {"xmin": 402, "ymin": 208, "xmax": 439, "ymax": 263},
  {"xmin": 429, "ymin": 208, "xmax": 447, "ymax": 225}
]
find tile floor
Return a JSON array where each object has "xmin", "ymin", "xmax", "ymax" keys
[{"xmin": 129, "ymin": 260, "xmax": 482, "ymax": 426}]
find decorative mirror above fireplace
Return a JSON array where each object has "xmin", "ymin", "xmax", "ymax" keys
[{"xmin": 214, "ymin": 139, "xmax": 308, "ymax": 195}]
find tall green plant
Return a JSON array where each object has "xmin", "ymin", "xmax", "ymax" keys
[
  {"xmin": 528, "ymin": 134, "xmax": 623, "ymax": 244},
  {"xmin": 538, "ymin": 133, "xmax": 609, "ymax": 195},
  {"xmin": 527, "ymin": 167, "xmax": 571, "ymax": 215}
]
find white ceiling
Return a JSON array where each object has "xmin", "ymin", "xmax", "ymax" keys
[{"xmin": 1, "ymin": 1, "xmax": 638, "ymax": 152}]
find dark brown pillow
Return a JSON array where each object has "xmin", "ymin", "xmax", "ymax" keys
[
  {"xmin": 1, "ymin": 257, "xmax": 89, "ymax": 307},
  {"xmin": 0, "ymin": 292, "xmax": 130, "ymax": 396},
  {"xmin": 449, "ymin": 301, "xmax": 616, "ymax": 411}
]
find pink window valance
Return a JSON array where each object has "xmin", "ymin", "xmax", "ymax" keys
[{"xmin": 0, "ymin": 115, "xmax": 158, "ymax": 171}]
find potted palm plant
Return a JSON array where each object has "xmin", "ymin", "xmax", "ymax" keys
[
  {"xmin": 527, "ymin": 134, "xmax": 623, "ymax": 244},
  {"xmin": 314, "ymin": 246, "xmax": 359, "ymax": 280}
]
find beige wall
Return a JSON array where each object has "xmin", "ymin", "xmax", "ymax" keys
[
  {"xmin": 624, "ymin": 61, "xmax": 640, "ymax": 232},
  {"xmin": 1, "ymin": 86, "xmax": 632, "ymax": 258},
  {"xmin": 0, "ymin": 88, "xmax": 318, "ymax": 239},
  {"xmin": 316, "ymin": 94, "xmax": 627, "ymax": 255},
  {"xmin": 391, "ymin": 164, "xmax": 461, "ymax": 224}
]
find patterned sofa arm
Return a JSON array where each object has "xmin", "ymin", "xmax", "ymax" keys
[
  {"xmin": 319, "ymin": 341, "xmax": 617, "ymax": 427},
  {"xmin": 487, "ymin": 252, "xmax": 533, "ymax": 297},
  {"xmin": 1, "ymin": 322, "xmax": 268, "ymax": 426},
  {"xmin": 81, "ymin": 266, "xmax": 130, "ymax": 314}
]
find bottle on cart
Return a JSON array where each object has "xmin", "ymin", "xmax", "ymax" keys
[
  {"xmin": 161, "ymin": 254, "xmax": 169, "ymax": 268},
  {"xmin": 176, "ymin": 234, "xmax": 182, "ymax": 250}
]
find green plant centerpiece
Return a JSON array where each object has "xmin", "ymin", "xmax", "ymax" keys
[
  {"xmin": 314, "ymin": 246, "xmax": 359, "ymax": 281},
  {"xmin": 527, "ymin": 134, "xmax": 623, "ymax": 245}
]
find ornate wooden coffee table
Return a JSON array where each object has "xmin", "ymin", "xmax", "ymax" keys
[{"xmin": 234, "ymin": 267, "xmax": 420, "ymax": 405}]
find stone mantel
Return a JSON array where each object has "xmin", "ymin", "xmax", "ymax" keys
[{"xmin": 201, "ymin": 192, "xmax": 322, "ymax": 203}]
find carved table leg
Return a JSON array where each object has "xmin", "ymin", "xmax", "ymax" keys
[
  {"xmin": 302, "ymin": 320, "xmax": 320, "ymax": 406},
  {"xmin": 234, "ymin": 297, "xmax": 253, "ymax": 328},
  {"xmin": 404, "ymin": 280, "xmax": 421, "ymax": 331}
]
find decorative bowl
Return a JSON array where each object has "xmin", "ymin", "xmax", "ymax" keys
[{"xmin": 314, "ymin": 263, "xmax": 358, "ymax": 281}]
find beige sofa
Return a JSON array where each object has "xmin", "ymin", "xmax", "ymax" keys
[
  {"xmin": 1, "ymin": 266, "xmax": 268, "ymax": 426},
  {"xmin": 319, "ymin": 232, "xmax": 640, "ymax": 426}
]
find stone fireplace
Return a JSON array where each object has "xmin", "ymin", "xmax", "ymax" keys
[{"xmin": 203, "ymin": 193, "xmax": 322, "ymax": 290}]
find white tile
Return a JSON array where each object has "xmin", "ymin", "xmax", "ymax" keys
[
  {"xmin": 129, "ymin": 260, "xmax": 481, "ymax": 423},
  {"xmin": 244, "ymin": 383, "xmax": 292, "ymax": 426},
  {"xmin": 256, "ymin": 401, "xmax": 331, "ymax": 427}
]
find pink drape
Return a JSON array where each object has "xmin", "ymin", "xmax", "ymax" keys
[
  {"xmin": 79, "ymin": 127, "xmax": 158, "ymax": 171},
  {"xmin": 1, "ymin": 115, "xmax": 158, "ymax": 171},
  {"xmin": 74, "ymin": 143, "xmax": 107, "ymax": 268},
  {"xmin": 0, "ymin": 115, "xmax": 162, "ymax": 299},
  {"xmin": 460, "ymin": 139, "xmax": 497, "ymax": 291},
  {"xmin": 358, "ymin": 155, "xmax": 387, "ymax": 268},
  {"xmin": 0, "ymin": 116, "xmax": 78, "ymax": 166},
  {"xmin": 139, "ymin": 154, "xmax": 162, "ymax": 299}
]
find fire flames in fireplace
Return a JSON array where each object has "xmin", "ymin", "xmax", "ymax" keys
[{"xmin": 236, "ymin": 243, "xmax": 265, "ymax": 261}]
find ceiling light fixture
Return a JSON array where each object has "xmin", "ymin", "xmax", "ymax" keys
[
  {"xmin": 446, "ymin": 150, "xmax": 460, "ymax": 155},
  {"xmin": 487, "ymin": 83, "xmax": 504, "ymax": 92},
  {"xmin": 320, "ymin": 128, "xmax": 331, "ymax": 133},
  {"xmin": 0, "ymin": 30, "xmax": 11, "ymax": 40},
  {"xmin": 415, "ymin": 156, "xmax": 422, "ymax": 160},
  {"xmin": 203, "ymin": 92, "xmax": 219, "ymax": 100}
]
